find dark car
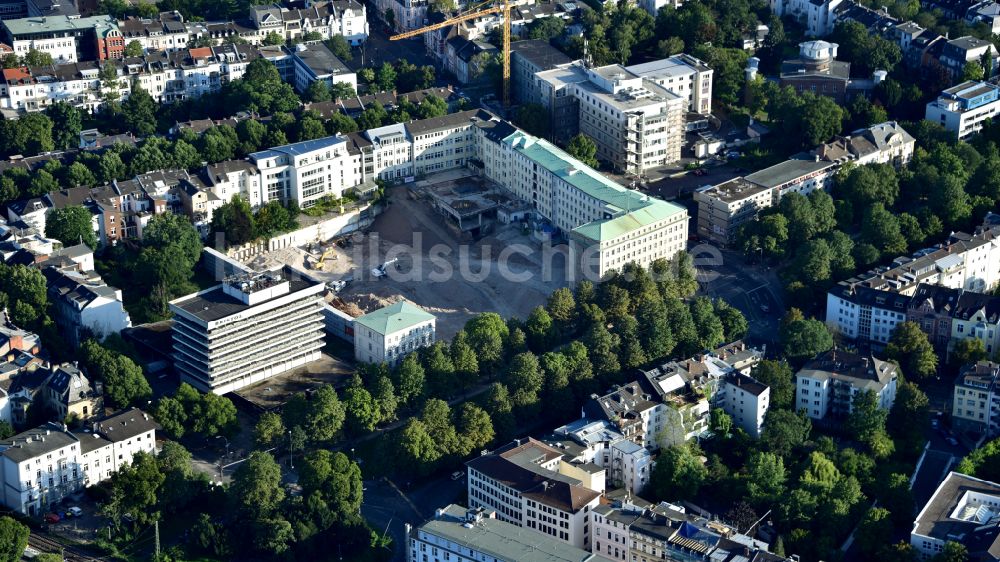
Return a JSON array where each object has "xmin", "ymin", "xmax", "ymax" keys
[{"xmin": 44, "ymin": 513, "xmax": 60, "ymax": 523}]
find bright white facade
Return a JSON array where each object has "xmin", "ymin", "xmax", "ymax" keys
[
  {"xmin": 466, "ymin": 439, "xmax": 603, "ymax": 549},
  {"xmin": 353, "ymin": 300, "xmax": 436, "ymax": 365},
  {"xmin": 250, "ymin": 136, "xmax": 364, "ymax": 208},
  {"xmin": 44, "ymin": 268, "xmax": 133, "ymax": 347},
  {"xmin": 550, "ymin": 419, "xmax": 652, "ymax": 494},
  {"xmin": 795, "ymin": 350, "xmax": 899, "ymax": 420},
  {"xmin": 0, "ymin": 409, "xmax": 156, "ymax": 515},
  {"xmin": 952, "ymin": 361, "xmax": 1000, "ymax": 438},
  {"xmin": 770, "ymin": 0, "xmax": 843, "ymax": 36},
  {"xmin": 911, "ymin": 472, "xmax": 1000, "ymax": 559},
  {"xmin": 169, "ymin": 268, "xmax": 326, "ymax": 395},
  {"xmin": 717, "ymin": 372, "xmax": 770, "ymax": 438},
  {"xmin": 926, "ymin": 80, "xmax": 1000, "ymax": 141},
  {"xmin": 626, "ymin": 54, "xmax": 714, "ymax": 115}
]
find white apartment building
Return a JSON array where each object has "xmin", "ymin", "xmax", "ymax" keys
[
  {"xmin": 251, "ymin": 1, "xmax": 369, "ymax": 46},
  {"xmin": 952, "ymin": 361, "xmax": 1000, "ymax": 438},
  {"xmin": 0, "ymin": 409, "xmax": 156, "ymax": 515},
  {"xmin": 353, "ymin": 300, "xmax": 436, "ymax": 366},
  {"xmin": 478, "ymin": 127, "xmax": 688, "ymax": 279},
  {"xmin": 250, "ymin": 135, "xmax": 363, "ymax": 208},
  {"xmin": 911, "ymin": 472, "xmax": 1000, "ymax": 559},
  {"xmin": 169, "ymin": 268, "xmax": 326, "ymax": 395},
  {"xmin": 770, "ymin": 0, "xmax": 843, "ymax": 36},
  {"xmin": 407, "ymin": 505, "xmax": 613, "ymax": 562},
  {"xmin": 827, "ymin": 223, "xmax": 1000, "ymax": 345},
  {"xmin": 717, "ymin": 372, "xmax": 770, "ymax": 438},
  {"xmin": 626, "ymin": 54, "xmax": 714, "ymax": 116},
  {"xmin": 372, "ymin": 0, "xmax": 427, "ymax": 32},
  {"xmin": 44, "ymin": 268, "xmax": 132, "ymax": 348},
  {"xmin": 466, "ymin": 439, "xmax": 603, "ymax": 549},
  {"xmin": 549, "ymin": 419, "xmax": 652, "ymax": 494},
  {"xmin": 120, "ymin": 12, "xmax": 190, "ymax": 54},
  {"xmin": 1, "ymin": 15, "xmax": 120, "ymax": 64},
  {"xmin": 926, "ymin": 80, "xmax": 1000, "ymax": 141},
  {"xmin": 203, "ymin": 160, "xmax": 265, "ymax": 209},
  {"xmin": 695, "ymin": 157, "xmax": 837, "ymax": 246},
  {"xmin": 795, "ymin": 350, "xmax": 899, "ymax": 420}
]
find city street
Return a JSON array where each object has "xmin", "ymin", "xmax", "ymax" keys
[
  {"xmin": 695, "ymin": 245, "xmax": 785, "ymax": 347},
  {"xmin": 361, "ymin": 475, "xmax": 466, "ymax": 561}
]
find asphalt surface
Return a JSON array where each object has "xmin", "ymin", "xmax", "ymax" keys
[
  {"xmin": 695, "ymin": 246, "xmax": 785, "ymax": 347},
  {"xmin": 362, "ymin": 475, "xmax": 466, "ymax": 561}
]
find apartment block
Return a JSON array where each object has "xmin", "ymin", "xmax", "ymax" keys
[
  {"xmin": 250, "ymin": 1, "xmax": 369, "ymax": 46},
  {"xmin": 169, "ymin": 268, "xmax": 326, "ymax": 395},
  {"xmin": 250, "ymin": 136, "xmax": 364, "ymax": 208},
  {"xmin": 0, "ymin": 408, "xmax": 156, "ymax": 515},
  {"xmin": 827, "ymin": 222, "xmax": 1000, "ymax": 346},
  {"xmin": 466, "ymin": 438, "xmax": 603, "ymax": 549},
  {"xmin": 547, "ymin": 419, "xmax": 653, "ymax": 494},
  {"xmin": 261, "ymin": 42, "xmax": 357, "ymax": 94},
  {"xmin": 717, "ymin": 371, "xmax": 770, "ymax": 438},
  {"xmin": 814, "ymin": 121, "xmax": 916, "ymax": 167},
  {"xmin": 584, "ymin": 342, "xmax": 765, "ymax": 449},
  {"xmin": 911, "ymin": 472, "xmax": 1000, "ymax": 560},
  {"xmin": 407, "ymin": 504, "xmax": 614, "ymax": 562},
  {"xmin": 926, "ymin": 80, "xmax": 1000, "ymax": 141},
  {"xmin": 43, "ymin": 267, "xmax": 132, "ymax": 347},
  {"xmin": 119, "ymin": 11, "xmax": 189, "ymax": 54},
  {"xmin": 770, "ymin": 0, "xmax": 843, "ymax": 36},
  {"xmin": 952, "ymin": 361, "xmax": 1000, "ymax": 438},
  {"xmin": 592, "ymin": 498, "xmax": 795, "ymax": 562},
  {"xmin": 794, "ymin": 350, "xmax": 899, "ymax": 420},
  {"xmin": 510, "ymin": 39, "xmax": 574, "ymax": 107},
  {"xmin": 695, "ymin": 158, "xmax": 836, "ymax": 246},
  {"xmin": 626, "ymin": 54, "xmax": 714, "ymax": 115},
  {"xmin": 353, "ymin": 300, "xmax": 435, "ymax": 366}
]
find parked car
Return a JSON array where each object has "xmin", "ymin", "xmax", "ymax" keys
[
  {"xmin": 450, "ymin": 471, "xmax": 464, "ymax": 481},
  {"xmin": 67, "ymin": 506, "xmax": 82, "ymax": 517},
  {"xmin": 44, "ymin": 513, "xmax": 60, "ymax": 523},
  {"xmin": 947, "ymin": 436, "xmax": 959, "ymax": 446}
]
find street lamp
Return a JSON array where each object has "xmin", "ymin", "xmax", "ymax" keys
[
  {"xmin": 288, "ymin": 430, "xmax": 294, "ymax": 470},
  {"xmin": 215, "ymin": 435, "xmax": 230, "ymax": 459},
  {"xmin": 351, "ymin": 447, "xmax": 356, "ymax": 461}
]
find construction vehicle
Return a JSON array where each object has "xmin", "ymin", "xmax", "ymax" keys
[
  {"xmin": 390, "ymin": 0, "xmax": 512, "ymax": 107},
  {"xmin": 307, "ymin": 246, "xmax": 338, "ymax": 270}
]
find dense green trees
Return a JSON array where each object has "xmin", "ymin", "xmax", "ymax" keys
[
  {"xmin": 649, "ymin": 445, "xmax": 708, "ymax": 501},
  {"xmin": 155, "ymin": 383, "xmax": 238, "ymax": 439},
  {"xmin": 957, "ymin": 436, "xmax": 1000, "ymax": 482},
  {"xmin": 46, "ymin": 206, "xmax": 98, "ymax": 249},
  {"xmin": 779, "ymin": 309, "xmax": 834, "ymax": 361},
  {"xmin": 566, "ymin": 134, "xmax": 599, "ymax": 168},
  {"xmin": 0, "ymin": 516, "xmax": 28, "ymax": 562},
  {"xmin": 886, "ymin": 322, "xmax": 938, "ymax": 379},
  {"xmin": 0, "ymin": 263, "xmax": 50, "ymax": 330},
  {"xmin": 80, "ymin": 339, "xmax": 152, "ymax": 408}
]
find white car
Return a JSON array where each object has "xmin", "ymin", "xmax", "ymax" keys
[{"xmin": 67, "ymin": 506, "xmax": 82, "ymax": 517}]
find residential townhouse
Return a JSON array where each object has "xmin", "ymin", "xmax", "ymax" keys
[
  {"xmin": 592, "ymin": 498, "xmax": 794, "ymax": 562},
  {"xmin": 119, "ymin": 11, "xmax": 189, "ymax": 54},
  {"xmin": 813, "ymin": 120, "xmax": 915, "ymax": 166},
  {"xmin": 967, "ymin": 0, "xmax": 1000, "ymax": 33},
  {"xmin": 250, "ymin": 1, "xmax": 369, "ymax": 46},
  {"xmin": 43, "ymin": 267, "xmax": 132, "ymax": 347},
  {"xmin": 373, "ymin": 0, "xmax": 428, "ymax": 33},
  {"xmin": 0, "ymin": 408, "xmax": 156, "ymax": 515},
  {"xmin": 770, "ymin": 0, "xmax": 843, "ymax": 36},
  {"xmin": 795, "ymin": 349, "xmax": 899, "ymax": 420},
  {"xmin": 465, "ymin": 438, "xmax": 603, "ymax": 549},
  {"xmin": 952, "ymin": 361, "xmax": 1000, "ymax": 438},
  {"xmin": 583, "ymin": 342, "xmax": 765, "ymax": 449},
  {"xmin": 546, "ymin": 419, "xmax": 652, "ymax": 494},
  {"xmin": 41, "ymin": 363, "xmax": 103, "ymax": 422},
  {"xmin": 827, "ymin": 222, "xmax": 1000, "ymax": 346}
]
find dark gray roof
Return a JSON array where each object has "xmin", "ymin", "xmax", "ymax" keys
[
  {"xmin": 725, "ymin": 372, "xmax": 768, "ymax": 396},
  {"xmin": 95, "ymin": 408, "xmax": 158, "ymax": 442},
  {"xmin": 171, "ymin": 267, "xmax": 319, "ymax": 322},
  {"xmin": 510, "ymin": 39, "xmax": 573, "ymax": 71},
  {"xmin": 0, "ymin": 422, "xmax": 77, "ymax": 463},
  {"xmin": 405, "ymin": 109, "xmax": 494, "ymax": 136},
  {"xmin": 73, "ymin": 430, "xmax": 112, "ymax": 454}
]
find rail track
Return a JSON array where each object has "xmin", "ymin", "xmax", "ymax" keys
[{"xmin": 28, "ymin": 532, "xmax": 107, "ymax": 562}]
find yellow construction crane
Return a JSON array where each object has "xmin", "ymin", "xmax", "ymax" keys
[{"xmin": 390, "ymin": 0, "xmax": 512, "ymax": 107}]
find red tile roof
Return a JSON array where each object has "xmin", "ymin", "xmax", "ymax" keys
[{"xmin": 3, "ymin": 67, "xmax": 33, "ymax": 84}]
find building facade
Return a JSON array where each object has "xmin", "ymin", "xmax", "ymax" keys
[
  {"xmin": 795, "ymin": 350, "xmax": 899, "ymax": 420},
  {"xmin": 353, "ymin": 300, "xmax": 436, "ymax": 365},
  {"xmin": 952, "ymin": 361, "xmax": 1000, "ymax": 438},
  {"xmin": 169, "ymin": 268, "xmax": 326, "ymax": 394},
  {"xmin": 911, "ymin": 472, "xmax": 1000, "ymax": 560},
  {"xmin": 926, "ymin": 80, "xmax": 1000, "ymax": 141}
]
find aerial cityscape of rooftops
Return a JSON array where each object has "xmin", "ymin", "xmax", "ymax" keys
[{"xmin": 4, "ymin": 0, "xmax": 1000, "ymax": 560}]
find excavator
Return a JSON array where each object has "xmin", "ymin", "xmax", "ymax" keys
[{"xmin": 389, "ymin": 0, "xmax": 513, "ymax": 108}]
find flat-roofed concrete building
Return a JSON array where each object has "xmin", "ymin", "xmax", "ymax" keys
[
  {"xmin": 408, "ymin": 504, "xmax": 615, "ymax": 562},
  {"xmin": 169, "ymin": 268, "xmax": 326, "ymax": 394},
  {"xmin": 926, "ymin": 80, "xmax": 1000, "ymax": 140},
  {"xmin": 911, "ymin": 471, "xmax": 1000, "ymax": 560},
  {"xmin": 952, "ymin": 361, "xmax": 1000, "ymax": 438},
  {"xmin": 625, "ymin": 54, "xmax": 714, "ymax": 115}
]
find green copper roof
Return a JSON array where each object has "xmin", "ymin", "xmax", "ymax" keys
[
  {"xmin": 354, "ymin": 300, "xmax": 435, "ymax": 335},
  {"xmin": 571, "ymin": 198, "xmax": 684, "ymax": 243},
  {"xmin": 502, "ymin": 131, "xmax": 686, "ymax": 243}
]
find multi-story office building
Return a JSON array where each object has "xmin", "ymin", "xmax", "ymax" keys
[
  {"xmin": 926, "ymin": 80, "xmax": 1000, "ymax": 140},
  {"xmin": 353, "ymin": 300, "xmax": 436, "ymax": 366},
  {"xmin": 478, "ymin": 126, "xmax": 688, "ymax": 279},
  {"xmin": 695, "ymin": 158, "xmax": 837, "ymax": 246},
  {"xmin": 261, "ymin": 42, "xmax": 357, "ymax": 94},
  {"xmin": 407, "ymin": 504, "xmax": 614, "ymax": 562},
  {"xmin": 510, "ymin": 39, "xmax": 574, "ymax": 108},
  {"xmin": 466, "ymin": 438, "xmax": 603, "ymax": 549},
  {"xmin": 952, "ymin": 361, "xmax": 1000, "ymax": 438},
  {"xmin": 795, "ymin": 349, "xmax": 899, "ymax": 420},
  {"xmin": 625, "ymin": 54, "xmax": 714, "ymax": 116},
  {"xmin": 0, "ymin": 408, "xmax": 156, "ymax": 515},
  {"xmin": 1, "ymin": 15, "xmax": 123, "ymax": 63},
  {"xmin": 169, "ymin": 268, "xmax": 326, "ymax": 394},
  {"xmin": 250, "ymin": 136, "xmax": 364, "ymax": 208},
  {"xmin": 911, "ymin": 472, "xmax": 1000, "ymax": 560}
]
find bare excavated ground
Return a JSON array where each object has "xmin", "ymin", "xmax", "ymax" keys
[{"xmin": 256, "ymin": 171, "xmax": 574, "ymax": 340}]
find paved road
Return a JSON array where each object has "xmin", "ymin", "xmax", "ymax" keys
[
  {"xmin": 695, "ymin": 245, "xmax": 785, "ymax": 347},
  {"xmin": 362, "ymin": 475, "xmax": 467, "ymax": 562}
]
